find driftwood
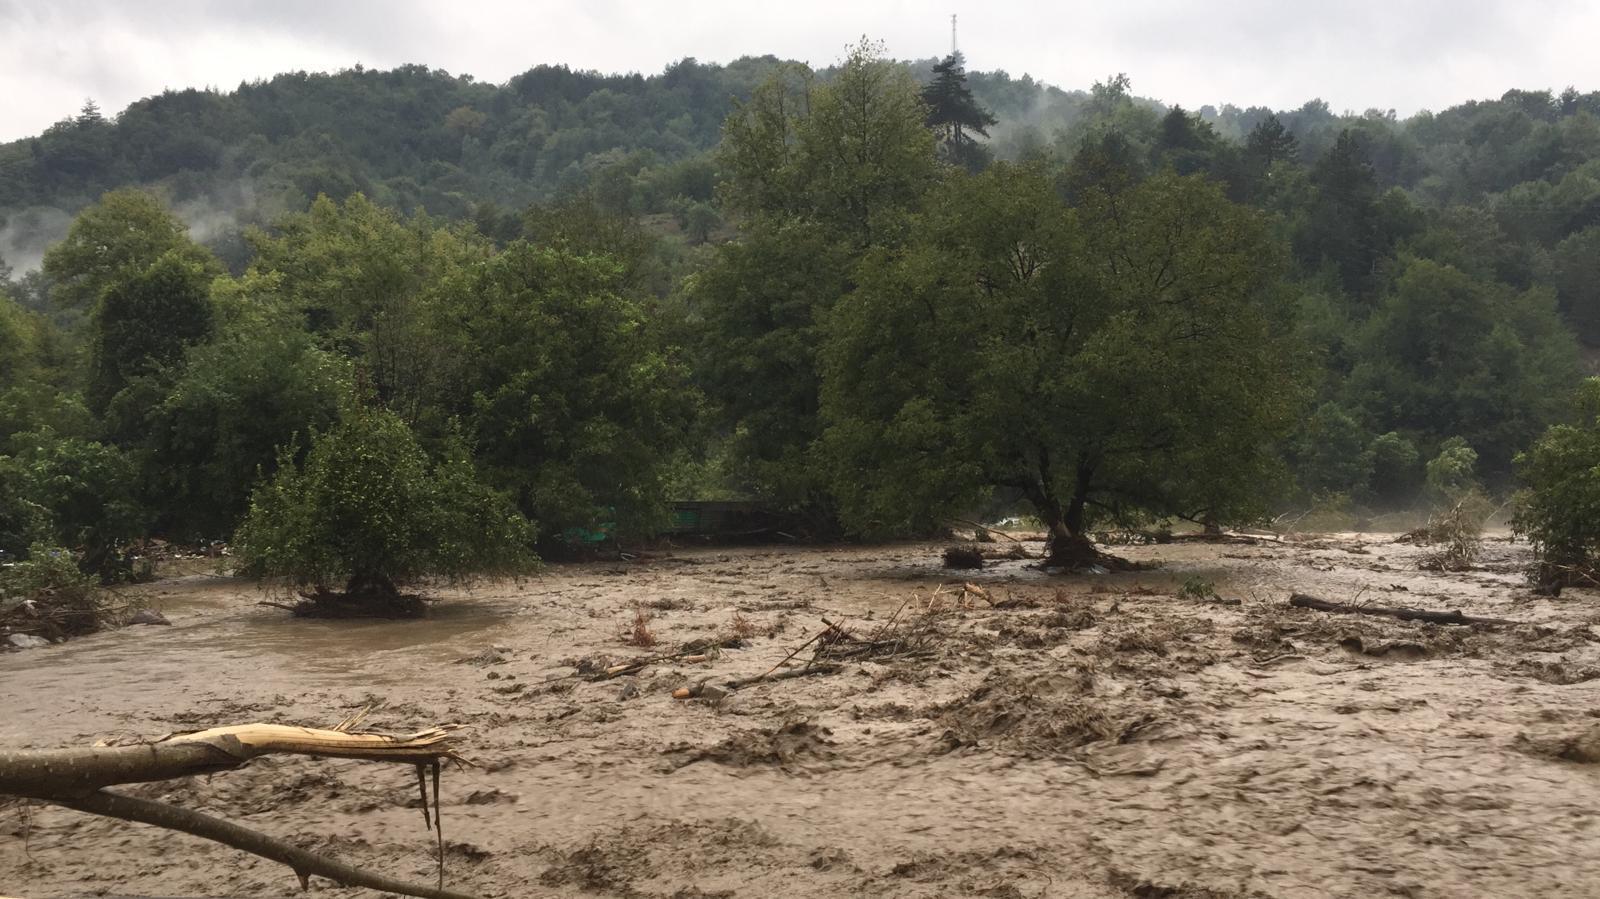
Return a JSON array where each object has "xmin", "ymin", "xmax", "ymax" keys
[
  {"xmin": 672, "ymin": 664, "xmax": 842, "ymax": 699},
  {"xmin": 0, "ymin": 719, "xmax": 479, "ymax": 899},
  {"xmin": 946, "ymin": 517, "xmax": 1035, "ymax": 555},
  {"xmin": 1287, "ymin": 593, "xmax": 1517, "ymax": 626}
]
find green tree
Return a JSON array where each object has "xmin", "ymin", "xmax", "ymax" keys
[
  {"xmin": 233, "ymin": 402, "xmax": 535, "ymax": 615},
  {"xmin": 719, "ymin": 39, "xmax": 937, "ymax": 245},
  {"xmin": 1425, "ymin": 436, "xmax": 1480, "ymax": 503},
  {"xmin": 1348, "ymin": 257, "xmax": 1578, "ymax": 474},
  {"xmin": 1, "ymin": 429, "xmax": 146, "ymax": 577},
  {"xmin": 698, "ymin": 39, "xmax": 938, "ymax": 522},
  {"xmin": 43, "ymin": 189, "xmax": 215, "ymax": 312},
  {"xmin": 689, "ymin": 222, "xmax": 852, "ymax": 519},
  {"xmin": 0, "ymin": 291, "xmax": 94, "ymax": 456},
  {"xmin": 1551, "ymin": 225, "xmax": 1600, "ymax": 344},
  {"xmin": 1294, "ymin": 130, "xmax": 1396, "ymax": 298},
  {"xmin": 427, "ymin": 244, "xmax": 700, "ymax": 538},
  {"xmin": 821, "ymin": 165, "xmax": 1301, "ymax": 564},
  {"xmin": 1515, "ymin": 380, "xmax": 1600, "ymax": 590},
  {"xmin": 922, "ymin": 53, "xmax": 998, "ymax": 172},
  {"xmin": 86, "ymin": 249, "xmax": 215, "ymax": 419},
  {"xmin": 1245, "ymin": 113, "xmax": 1299, "ymax": 167},
  {"xmin": 243, "ymin": 194, "xmax": 488, "ymax": 425},
  {"xmin": 1366, "ymin": 431, "xmax": 1422, "ymax": 506},
  {"xmin": 1291, "ymin": 402, "xmax": 1374, "ymax": 498},
  {"xmin": 140, "ymin": 311, "xmax": 348, "ymax": 539}
]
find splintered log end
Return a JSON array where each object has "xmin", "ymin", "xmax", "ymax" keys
[{"xmin": 160, "ymin": 723, "xmax": 470, "ymax": 765}]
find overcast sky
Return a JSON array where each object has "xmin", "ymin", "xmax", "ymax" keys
[{"xmin": 3, "ymin": 0, "xmax": 1598, "ymax": 142}]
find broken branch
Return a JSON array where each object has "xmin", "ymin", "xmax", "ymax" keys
[
  {"xmin": 1287, "ymin": 593, "xmax": 1517, "ymax": 627},
  {"xmin": 50, "ymin": 789, "xmax": 480, "ymax": 899}
]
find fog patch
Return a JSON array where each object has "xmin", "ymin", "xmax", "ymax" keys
[{"xmin": 0, "ymin": 206, "xmax": 73, "ymax": 274}]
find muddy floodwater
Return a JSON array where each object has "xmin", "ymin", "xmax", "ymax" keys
[{"xmin": 5, "ymin": 534, "xmax": 1600, "ymax": 898}]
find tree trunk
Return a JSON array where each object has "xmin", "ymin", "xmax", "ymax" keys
[
  {"xmin": 0, "ymin": 723, "xmax": 465, "ymax": 799},
  {"xmin": 291, "ymin": 573, "xmax": 425, "ymax": 618},
  {"xmin": 1040, "ymin": 467, "xmax": 1104, "ymax": 568},
  {"xmin": 0, "ymin": 722, "xmax": 477, "ymax": 899}
]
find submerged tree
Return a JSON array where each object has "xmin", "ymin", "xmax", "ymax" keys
[
  {"xmin": 922, "ymin": 53, "xmax": 997, "ymax": 172},
  {"xmin": 1515, "ymin": 379, "xmax": 1600, "ymax": 592},
  {"xmin": 233, "ymin": 402, "xmax": 535, "ymax": 617},
  {"xmin": 821, "ymin": 164, "xmax": 1301, "ymax": 566}
]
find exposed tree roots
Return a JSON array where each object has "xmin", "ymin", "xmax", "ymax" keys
[
  {"xmin": 291, "ymin": 575, "xmax": 427, "ymax": 619},
  {"xmin": 1042, "ymin": 535, "xmax": 1145, "ymax": 572}
]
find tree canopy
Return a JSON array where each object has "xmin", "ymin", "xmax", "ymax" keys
[
  {"xmin": 5, "ymin": 43, "xmax": 1600, "ymax": 592},
  {"xmin": 822, "ymin": 165, "xmax": 1302, "ymax": 563}
]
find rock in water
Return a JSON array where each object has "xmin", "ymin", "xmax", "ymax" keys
[
  {"xmin": 127, "ymin": 608, "xmax": 172, "ymax": 626},
  {"xmin": 6, "ymin": 633, "xmax": 51, "ymax": 649}
]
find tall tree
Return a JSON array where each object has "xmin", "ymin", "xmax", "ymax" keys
[
  {"xmin": 822, "ymin": 165, "xmax": 1302, "ymax": 564},
  {"xmin": 1245, "ymin": 113, "xmax": 1299, "ymax": 167},
  {"xmin": 696, "ymin": 40, "xmax": 938, "ymax": 524},
  {"xmin": 427, "ymin": 243, "xmax": 700, "ymax": 538},
  {"xmin": 86, "ymin": 250, "xmax": 215, "ymax": 420},
  {"xmin": 922, "ymin": 53, "xmax": 998, "ymax": 172}
]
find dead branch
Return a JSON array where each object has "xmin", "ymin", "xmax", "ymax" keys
[
  {"xmin": 724, "ymin": 664, "xmax": 843, "ymax": 690},
  {"xmin": 1287, "ymin": 593, "xmax": 1517, "ymax": 627},
  {"xmin": 49, "ymin": 789, "xmax": 480, "ymax": 899}
]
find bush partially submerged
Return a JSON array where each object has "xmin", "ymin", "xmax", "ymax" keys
[
  {"xmin": 1, "ymin": 544, "xmax": 127, "ymax": 641},
  {"xmin": 1514, "ymin": 382, "xmax": 1600, "ymax": 592},
  {"xmin": 233, "ymin": 404, "xmax": 537, "ymax": 616}
]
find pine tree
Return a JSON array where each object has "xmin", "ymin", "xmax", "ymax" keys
[
  {"xmin": 1245, "ymin": 114, "xmax": 1298, "ymax": 167},
  {"xmin": 76, "ymin": 99, "xmax": 104, "ymax": 126},
  {"xmin": 921, "ymin": 53, "xmax": 997, "ymax": 171}
]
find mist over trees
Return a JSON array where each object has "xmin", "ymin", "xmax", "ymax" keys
[{"xmin": 2, "ymin": 39, "xmax": 1599, "ymax": 586}]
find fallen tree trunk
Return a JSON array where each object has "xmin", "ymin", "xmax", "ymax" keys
[
  {"xmin": 1287, "ymin": 593, "xmax": 1517, "ymax": 626},
  {"xmin": 0, "ymin": 720, "xmax": 478, "ymax": 899},
  {"xmin": 0, "ymin": 722, "xmax": 465, "ymax": 799}
]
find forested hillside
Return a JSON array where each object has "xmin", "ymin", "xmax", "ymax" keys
[{"xmin": 5, "ymin": 40, "xmax": 1600, "ymax": 582}]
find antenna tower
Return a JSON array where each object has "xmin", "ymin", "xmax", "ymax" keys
[{"xmin": 951, "ymin": 14, "xmax": 958, "ymax": 57}]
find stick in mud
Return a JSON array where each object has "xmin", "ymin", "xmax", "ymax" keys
[{"xmin": 1287, "ymin": 593, "xmax": 1518, "ymax": 626}]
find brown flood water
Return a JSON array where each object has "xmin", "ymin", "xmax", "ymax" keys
[{"xmin": 4, "ymin": 535, "xmax": 1600, "ymax": 898}]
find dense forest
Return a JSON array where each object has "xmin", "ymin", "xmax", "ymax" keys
[{"xmin": 6, "ymin": 39, "xmax": 1600, "ymax": 593}]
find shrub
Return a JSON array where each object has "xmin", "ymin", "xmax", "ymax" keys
[
  {"xmin": 233, "ymin": 403, "xmax": 537, "ymax": 616},
  {"xmin": 1514, "ymin": 381, "xmax": 1600, "ymax": 591}
]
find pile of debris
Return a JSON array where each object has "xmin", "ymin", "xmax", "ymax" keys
[
  {"xmin": 673, "ymin": 593, "xmax": 957, "ymax": 700},
  {"xmin": 1, "ymin": 548, "xmax": 148, "ymax": 648}
]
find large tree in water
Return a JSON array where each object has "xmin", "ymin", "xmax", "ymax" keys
[{"xmin": 821, "ymin": 163, "xmax": 1303, "ymax": 566}]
